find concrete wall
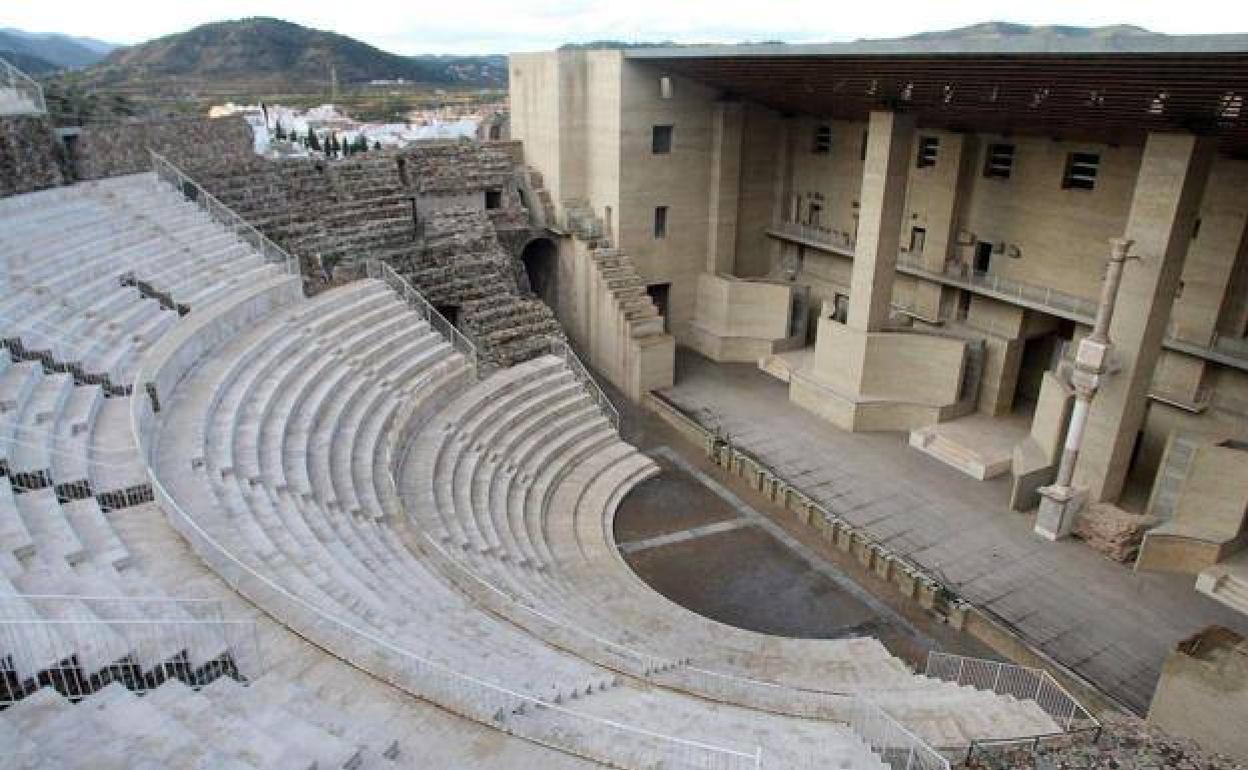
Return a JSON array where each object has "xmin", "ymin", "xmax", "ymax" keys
[
  {"xmin": 735, "ymin": 105, "xmax": 784, "ymax": 277},
  {"xmin": 810, "ymin": 319, "xmax": 965, "ymax": 405},
  {"xmin": 616, "ymin": 58, "xmax": 719, "ymax": 342},
  {"xmin": 1148, "ymin": 628, "xmax": 1248, "ymax": 764},
  {"xmin": 693, "ymin": 273, "xmax": 793, "ymax": 340}
]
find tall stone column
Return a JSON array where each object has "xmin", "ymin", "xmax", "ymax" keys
[
  {"xmin": 847, "ymin": 111, "xmax": 916, "ymax": 331},
  {"xmin": 767, "ymin": 115, "xmax": 796, "ymax": 271},
  {"xmin": 910, "ymin": 132, "xmax": 970, "ymax": 320},
  {"xmin": 707, "ymin": 100, "xmax": 744, "ymax": 275},
  {"xmin": 1073, "ymin": 132, "xmax": 1214, "ymax": 503}
]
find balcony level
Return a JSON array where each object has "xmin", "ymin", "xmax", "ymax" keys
[{"xmin": 766, "ymin": 221, "xmax": 1248, "ymax": 374}]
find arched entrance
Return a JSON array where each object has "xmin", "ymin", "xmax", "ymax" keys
[{"xmin": 521, "ymin": 237, "xmax": 558, "ymax": 308}]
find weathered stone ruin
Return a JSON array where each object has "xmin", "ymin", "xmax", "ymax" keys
[
  {"xmin": 175, "ymin": 140, "xmax": 563, "ymax": 368},
  {"xmin": 0, "ymin": 116, "xmax": 64, "ymax": 197},
  {"xmin": 75, "ymin": 116, "xmax": 254, "ymax": 180}
]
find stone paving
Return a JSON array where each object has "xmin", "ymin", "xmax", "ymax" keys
[{"xmin": 658, "ymin": 349, "xmax": 1248, "ymax": 713}]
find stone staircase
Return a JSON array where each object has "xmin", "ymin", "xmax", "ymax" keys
[
  {"xmin": 1196, "ymin": 552, "xmax": 1248, "ymax": 616},
  {"xmin": 590, "ymin": 248, "xmax": 665, "ymax": 338}
]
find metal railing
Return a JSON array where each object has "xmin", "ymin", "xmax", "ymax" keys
[
  {"xmin": 845, "ymin": 698, "xmax": 951, "ymax": 770},
  {"xmin": 0, "ymin": 594, "xmax": 260, "ymax": 705},
  {"xmin": 365, "ymin": 259, "xmax": 479, "ymax": 377},
  {"xmin": 768, "ymin": 220, "xmax": 1099, "ymax": 322},
  {"xmin": 948, "ymin": 266, "xmax": 1098, "ymax": 320},
  {"xmin": 925, "ymin": 652, "xmax": 1100, "ymax": 746},
  {"xmin": 769, "ymin": 221, "xmax": 856, "ymax": 255},
  {"xmin": 0, "ymin": 56, "xmax": 45, "ymax": 115},
  {"xmin": 149, "ymin": 150, "xmax": 301, "ymax": 278},
  {"xmin": 549, "ymin": 337, "xmax": 621, "ymax": 430}
]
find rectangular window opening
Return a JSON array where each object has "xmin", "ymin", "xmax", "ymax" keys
[
  {"xmin": 984, "ymin": 143, "xmax": 1015, "ymax": 179},
  {"xmin": 654, "ymin": 206, "xmax": 668, "ymax": 239},
  {"xmin": 916, "ymin": 136, "xmax": 939, "ymax": 168},
  {"xmin": 813, "ymin": 124, "xmax": 832, "ymax": 154},
  {"xmin": 484, "ymin": 189, "xmax": 502, "ymax": 209},
  {"xmin": 652, "ymin": 125, "xmax": 673, "ymax": 154},
  {"xmin": 659, "ymin": 76, "xmax": 674, "ymax": 100},
  {"xmin": 1062, "ymin": 152, "xmax": 1100, "ymax": 190}
]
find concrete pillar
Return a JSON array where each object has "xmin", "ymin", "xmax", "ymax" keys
[
  {"xmin": 910, "ymin": 132, "xmax": 971, "ymax": 319},
  {"xmin": 768, "ymin": 116, "xmax": 796, "ymax": 269},
  {"xmin": 848, "ymin": 111, "xmax": 915, "ymax": 332},
  {"xmin": 1073, "ymin": 132, "xmax": 1214, "ymax": 503},
  {"xmin": 707, "ymin": 100, "xmax": 744, "ymax": 274}
]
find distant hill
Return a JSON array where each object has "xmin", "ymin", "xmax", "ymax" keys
[
  {"xmin": 73, "ymin": 18, "xmax": 506, "ymax": 91},
  {"xmin": 0, "ymin": 49, "xmax": 59, "ymax": 75},
  {"xmin": 0, "ymin": 28, "xmax": 117, "ymax": 70},
  {"xmin": 863, "ymin": 21, "xmax": 1248, "ymax": 53},
  {"xmin": 595, "ymin": 22, "xmax": 1248, "ymax": 56}
]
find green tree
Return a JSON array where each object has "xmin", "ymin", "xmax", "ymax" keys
[
  {"xmin": 306, "ymin": 126, "xmax": 321, "ymax": 151},
  {"xmin": 373, "ymin": 140, "xmax": 382, "ymax": 151},
  {"xmin": 274, "ymin": 120, "xmax": 286, "ymax": 140}
]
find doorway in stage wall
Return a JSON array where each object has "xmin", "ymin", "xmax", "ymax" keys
[
  {"xmin": 521, "ymin": 237, "xmax": 559, "ymax": 308},
  {"xmin": 646, "ymin": 283, "xmax": 670, "ymax": 333},
  {"xmin": 974, "ymin": 241, "xmax": 993, "ymax": 274}
]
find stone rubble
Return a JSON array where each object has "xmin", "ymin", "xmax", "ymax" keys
[
  {"xmin": 969, "ymin": 712, "xmax": 1245, "ymax": 770},
  {"xmin": 1074, "ymin": 504, "xmax": 1156, "ymax": 563}
]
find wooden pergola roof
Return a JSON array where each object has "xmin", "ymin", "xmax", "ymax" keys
[{"xmin": 628, "ymin": 49, "xmax": 1248, "ymax": 155}]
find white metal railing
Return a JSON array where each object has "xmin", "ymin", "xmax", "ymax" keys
[
  {"xmin": 0, "ymin": 56, "xmax": 45, "ymax": 116},
  {"xmin": 149, "ymin": 150, "xmax": 300, "ymax": 278},
  {"xmin": 844, "ymin": 698, "xmax": 951, "ymax": 770},
  {"xmin": 950, "ymin": 267, "xmax": 1098, "ymax": 320},
  {"xmin": 0, "ymin": 594, "xmax": 260, "ymax": 705},
  {"xmin": 925, "ymin": 652, "xmax": 1099, "ymax": 737},
  {"xmin": 130, "ymin": 366, "xmax": 759, "ymax": 770},
  {"xmin": 769, "ymin": 221, "xmax": 856, "ymax": 254},
  {"xmin": 365, "ymin": 259, "xmax": 479, "ymax": 377},
  {"xmin": 549, "ymin": 338, "xmax": 620, "ymax": 430},
  {"xmin": 768, "ymin": 221, "xmax": 1099, "ymax": 322}
]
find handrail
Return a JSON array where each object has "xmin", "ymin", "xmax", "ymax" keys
[
  {"xmin": 0, "ymin": 55, "xmax": 45, "ymax": 115},
  {"xmin": 0, "ymin": 612, "xmax": 262, "ymax": 705},
  {"xmin": 845, "ymin": 698, "xmax": 951, "ymax": 770},
  {"xmin": 925, "ymin": 651, "xmax": 1100, "ymax": 755},
  {"xmin": 148, "ymin": 150, "xmax": 301, "ymax": 279},
  {"xmin": 549, "ymin": 337, "xmax": 621, "ymax": 430},
  {"xmin": 365, "ymin": 259, "xmax": 479, "ymax": 378}
]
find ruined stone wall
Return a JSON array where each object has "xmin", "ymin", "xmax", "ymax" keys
[
  {"xmin": 0, "ymin": 116, "xmax": 65, "ymax": 198},
  {"xmin": 177, "ymin": 142, "xmax": 561, "ymax": 367},
  {"xmin": 76, "ymin": 116, "xmax": 254, "ymax": 180}
]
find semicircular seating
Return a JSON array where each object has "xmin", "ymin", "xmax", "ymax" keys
[
  {"xmin": 391, "ymin": 356, "xmax": 1064, "ymax": 747},
  {"xmin": 145, "ymin": 269, "xmax": 895, "ymax": 770},
  {"xmin": 0, "ymin": 174, "xmax": 626, "ymax": 769}
]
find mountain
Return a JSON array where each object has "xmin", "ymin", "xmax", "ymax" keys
[
  {"xmin": 0, "ymin": 49, "xmax": 59, "ymax": 75},
  {"xmin": 855, "ymin": 22, "xmax": 1248, "ymax": 53},
  {"xmin": 74, "ymin": 18, "xmax": 505, "ymax": 91},
  {"xmin": 0, "ymin": 28, "xmax": 117, "ymax": 70}
]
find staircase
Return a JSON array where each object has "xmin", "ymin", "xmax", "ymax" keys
[
  {"xmin": 590, "ymin": 248, "xmax": 664, "ymax": 338},
  {"xmin": 1196, "ymin": 553, "xmax": 1248, "ymax": 617}
]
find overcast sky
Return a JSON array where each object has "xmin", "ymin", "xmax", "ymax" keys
[{"xmin": 5, "ymin": 0, "xmax": 1248, "ymax": 54}]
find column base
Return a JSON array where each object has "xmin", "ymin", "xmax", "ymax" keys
[{"xmin": 1034, "ymin": 485, "xmax": 1088, "ymax": 541}]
